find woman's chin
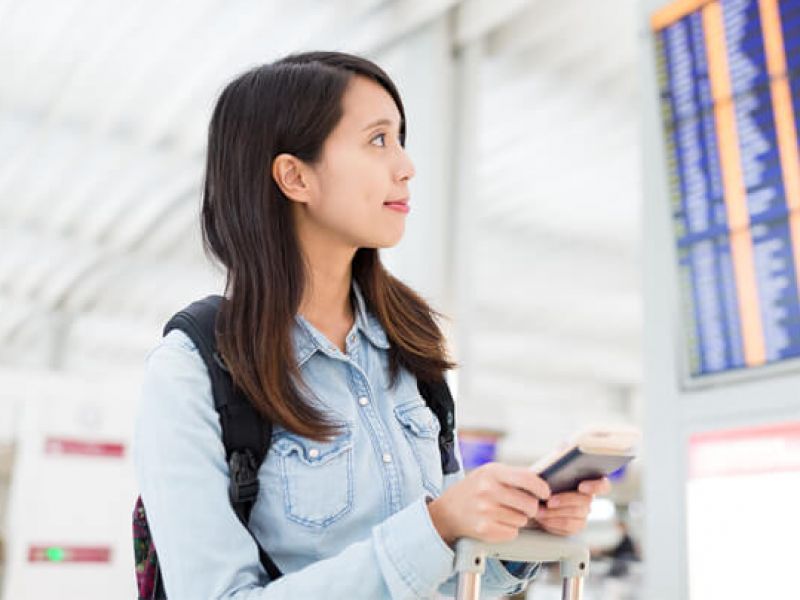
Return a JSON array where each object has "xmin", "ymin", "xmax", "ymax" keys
[
  {"xmin": 362, "ymin": 228, "xmax": 405, "ymax": 249},
  {"xmin": 378, "ymin": 233, "xmax": 405, "ymax": 249}
]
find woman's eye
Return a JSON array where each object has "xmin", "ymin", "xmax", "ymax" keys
[{"xmin": 370, "ymin": 133, "xmax": 386, "ymax": 147}]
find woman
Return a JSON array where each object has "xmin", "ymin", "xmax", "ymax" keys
[{"xmin": 133, "ymin": 51, "xmax": 610, "ymax": 599}]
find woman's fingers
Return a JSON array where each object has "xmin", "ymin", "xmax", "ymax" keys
[
  {"xmin": 546, "ymin": 491, "xmax": 591, "ymax": 509},
  {"xmin": 537, "ymin": 517, "xmax": 585, "ymax": 535},
  {"xmin": 538, "ymin": 504, "xmax": 591, "ymax": 520},
  {"xmin": 496, "ymin": 484, "xmax": 544, "ymax": 518},
  {"xmin": 493, "ymin": 504, "xmax": 533, "ymax": 529},
  {"xmin": 578, "ymin": 477, "xmax": 611, "ymax": 495},
  {"xmin": 539, "ymin": 490, "xmax": 594, "ymax": 520},
  {"xmin": 493, "ymin": 464, "xmax": 551, "ymax": 501},
  {"xmin": 546, "ymin": 477, "xmax": 610, "ymax": 510}
]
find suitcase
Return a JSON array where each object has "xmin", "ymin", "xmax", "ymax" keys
[{"xmin": 453, "ymin": 529, "xmax": 590, "ymax": 600}]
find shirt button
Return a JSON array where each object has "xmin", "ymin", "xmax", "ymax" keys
[
  {"xmin": 358, "ymin": 396, "xmax": 369, "ymax": 406},
  {"xmin": 308, "ymin": 448, "xmax": 320, "ymax": 458},
  {"xmin": 382, "ymin": 453, "xmax": 393, "ymax": 464}
]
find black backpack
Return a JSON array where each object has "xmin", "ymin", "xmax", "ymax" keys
[{"xmin": 133, "ymin": 295, "xmax": 459, "ymax": 599}]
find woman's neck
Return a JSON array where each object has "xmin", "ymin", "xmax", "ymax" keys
[
  {"xmin": 299, "ymin": 275, "xmax": 353, "ymax": 326},
  {"xmin": 297, "ymin": 247, "xmax": 356, "ymax": 348}
]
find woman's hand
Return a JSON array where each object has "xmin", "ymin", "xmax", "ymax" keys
[
  {"xmin": 530, "ymin": 477, "xmax": 611, "ymax": 536},
  {"xmin": 426, "ymin": 462, "xmax": 551, "ymax": 546}
]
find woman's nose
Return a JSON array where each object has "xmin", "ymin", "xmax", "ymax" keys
[{"xmin": 396, "ymin": 149, "xmax": 415, "ymax": 182}]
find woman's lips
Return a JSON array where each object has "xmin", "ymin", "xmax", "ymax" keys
[{"xmin": 383, "ymin": 201, "xmax": 410, "ymax": 213}]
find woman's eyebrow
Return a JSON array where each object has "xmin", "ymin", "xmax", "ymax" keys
[{"xmin": 361, "ymin": 117, "xmax": 398, "ymax": 131}]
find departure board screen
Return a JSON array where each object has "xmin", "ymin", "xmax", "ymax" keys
[{"xmin": 652, "ymin": 0, "xmax": 800, "ymax": 378}]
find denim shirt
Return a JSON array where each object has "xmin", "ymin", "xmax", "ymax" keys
[{"xmin": 133, "ymin": 280, "xmax": 540, "ymax": 599}]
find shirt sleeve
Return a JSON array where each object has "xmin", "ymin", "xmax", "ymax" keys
[
  {"xmin": 133, "ymin": 330, "xmax": 455, "ymax": 599},
  {"xmin": 433, "ymin": 428, "xmax": 542, "ymax": 598}
]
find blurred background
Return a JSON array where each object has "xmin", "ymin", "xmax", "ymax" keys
[{"xmin": 1, "ymin": 0, "xmax": 798, "ymax": 598}]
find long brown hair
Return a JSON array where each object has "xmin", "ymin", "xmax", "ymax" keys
[{"xmin": 201, "ymin": 51, "xmax": 457, "ymax": 442}]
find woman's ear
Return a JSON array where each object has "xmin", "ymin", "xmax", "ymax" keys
[{"xmin": 272, "ymin": 153, "xmax": 314, "ymax": 204}]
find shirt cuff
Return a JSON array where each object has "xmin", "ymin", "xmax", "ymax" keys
[
  {"xmin": 500, "ymin": 559, "xmax": 542, "ymax": 579},
  {"xmin": 372, "ymin": 495, "xmax": 455, "ymax": 598},
  {"xmin": 485, "ymin": 555, "xmax": 542, "ymax": 596}
]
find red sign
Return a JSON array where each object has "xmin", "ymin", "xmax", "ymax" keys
[
  {"xmin": 28, "ymin": 545, "xmax": 112, "ymax": 563},
  {"xmin": 689, "ymin": 421, "xmax": 800, "ymax": 478},
  {"xmin": 44, "ymin": 437, "xmax": 125, "ymax": 458}
]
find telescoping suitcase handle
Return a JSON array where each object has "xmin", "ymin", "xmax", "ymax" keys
[{"xmin": 453, "ymin": 529, "xmax": 590, "ymax": 600}]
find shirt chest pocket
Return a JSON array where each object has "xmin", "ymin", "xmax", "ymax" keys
[
  {"xmin": 394, "ymin": 398, "xmax": 443, "ymax": 497},
  {"xmin": 271, "ymin": 428, "xmax": 354, "ymax": 528}
]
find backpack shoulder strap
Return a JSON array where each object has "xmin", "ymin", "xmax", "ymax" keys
[
  {"xmin": 417, "ymin": 377, "xmax": 460, "ymax": 475},
  {"xmin": 163, "ymin": 295, "xmax": 282, "ymax": 581},
  {"xmin": 163, "ymin": 295, "xmax": 271, "ymax": 465}
]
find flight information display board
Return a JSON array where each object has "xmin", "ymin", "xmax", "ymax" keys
[{"xmin": 652, "ymin": 0, "xmax": 800, "ymax": 378}]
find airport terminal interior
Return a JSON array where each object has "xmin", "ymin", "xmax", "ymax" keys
[{"xmin": 1, "ymin": 0, "xmax": 799, "ymax": 598}]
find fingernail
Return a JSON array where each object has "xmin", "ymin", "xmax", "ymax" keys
[{"xmin": 548, "ymin": 498, "xmax": 559, "ymax": 508}]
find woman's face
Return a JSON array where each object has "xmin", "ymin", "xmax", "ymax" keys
[{"xmin": 295, "ymin": 75, "xmax": 416, "ymax": 250}]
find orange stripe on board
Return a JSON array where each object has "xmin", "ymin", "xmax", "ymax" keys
[
  {"xmin": 651, "ymin": 0, "xmax": 713, "ymax": 31},
  {"xmin": 759, "ymin": 0, "xmax": 800, "ymax": 302},
  {"xmin": 702, "ymin": 2, "xmax": 767, "ymax": 366},
  {"xmin": 727, "ymin": 232, "xmax": 766, "ymax": 365}
]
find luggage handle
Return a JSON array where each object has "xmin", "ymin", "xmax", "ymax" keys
[{"xmin": 453, "ymin": 529, "xmax": 590, "ymax": 600}]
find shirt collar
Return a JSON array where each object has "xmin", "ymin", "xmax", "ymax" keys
[
  {"xmin": 292, "ymin": 279, "xmax": 390, "ymax": 367},
  {"xmin": 351, "ymin": 279, "xmax": 391, "ymax": 350}
]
